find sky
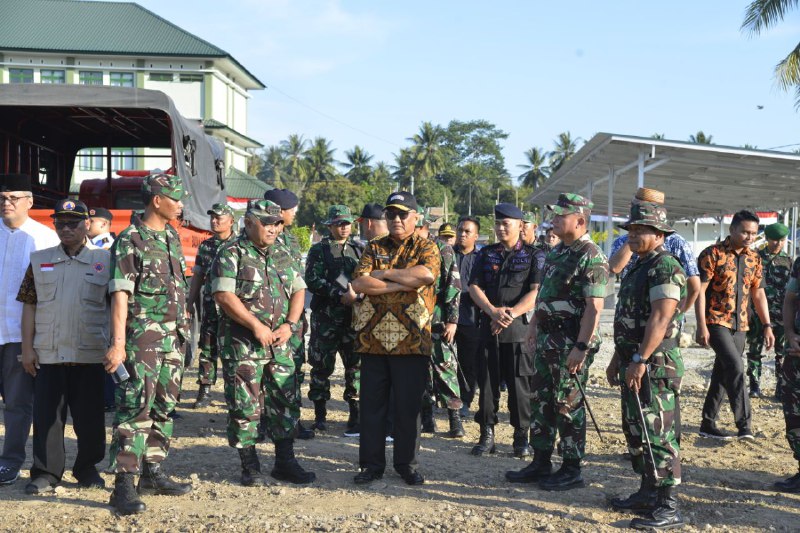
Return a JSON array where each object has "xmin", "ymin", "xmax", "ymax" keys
[{"xmin": 131, "ymin": 0, "xmax": 800, "ymax": 180}]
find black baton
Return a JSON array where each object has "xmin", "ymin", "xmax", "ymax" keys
[{"xmin": 573, "ymin": 372, "xmax": 603, "ymax": 442}]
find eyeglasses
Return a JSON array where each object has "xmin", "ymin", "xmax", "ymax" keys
[
  {"xmin": 0, "ymin": 195, "xmax": 32, "ymax": 206},
  {"xmin": 54, "ymin": 219, "xmax": 83, "ymax": 230},
  {"xmin": 384, "ymin": 209, "xmax": 412, "ymax": 221}
]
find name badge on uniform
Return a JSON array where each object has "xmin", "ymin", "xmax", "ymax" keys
[
  {"xmin": 40, "ymin": 263, "xmax": 55, "ymax": 272},
  {"xmin": 375, "ymin": 254, "xmax": 391, "ymax": 261}
]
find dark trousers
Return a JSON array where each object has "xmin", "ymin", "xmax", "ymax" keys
[
  {"xmin": 359, "ymin": 354, "xmax": 428, "ymax": 473},
  {"xmin": 31, "ymin": 364, "xmax": 106, "ymax": 483},
  {"xmin": 0, "ymin": 342, "xmax": 34, "ymax": 471},
  {"xmin": 475, "ymin": 337, "xmax": 533, "ymax": 429},
  {"xmin": 702, "ymin": 325, "xmax": 750, "ymax": 431},
  {"xmin": 455, "ymin": 325, "xmax": 481, "ymax": 407}
]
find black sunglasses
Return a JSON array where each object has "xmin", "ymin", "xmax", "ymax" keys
[
  {"xmin": 54, "ymin": 219, "xmax": 83, "ymax": 230},
  {"xmin": 384, "ymin": 209, "xmax": 412, "ymax": 221}
]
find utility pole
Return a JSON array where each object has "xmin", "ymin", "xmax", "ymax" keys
[{"xmin": 468, "ymin": 184, "xmax": 472, "ymax": 216}]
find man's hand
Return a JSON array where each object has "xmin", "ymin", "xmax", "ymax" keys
[
  {"xmin": 340, "ymin": 285, "xmax": 358, "ymax": 305},
  {"xmin": 695, "ymin": 324, "xmax": 710, "ymax": 347},
  {"xmin": 625, "ymin": 362, "xmax": 647, "ymax": 394},
  {"xmin": 497, "ymin": 307, "xmax": 515, "ymax": 328},
  {"xmin": 271, "ymin": 323, "xmax": 293, "ymax": 346},
  {"xmin": 253, "ymin": 322, "xmax": 275, "ymax": 347},
  {"xmin": 104, "ymin": 344, "xmax": 126, "ymax": 374},
  {"xmin": 566, "ymin": 347, "xmax": 587, "ymax": 374},
  {"xmin": 606, "ymin": 356, "xmax": 620, "ymax": 387},
  {"xmin": 764, "ymin": 327, "xmax": 776, "ymax": 351},
  {"xmin": 21, "ymin": 349, "xmax": 39, "ymax": 377},
  {"xmin": 442, "ymin": 323, "xmax": 457, "ymax": 344}
]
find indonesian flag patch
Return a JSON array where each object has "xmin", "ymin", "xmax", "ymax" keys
[{"xmin": 40, "ymin": 263, "xmax": 55, "ymax": 272}]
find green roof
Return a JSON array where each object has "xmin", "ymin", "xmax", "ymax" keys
[
  {"xmin": 225, "ymin": 167, "xmax": 271, "ymax": 199},
  {"xmin": 0, "ymin": 0, "xmax": 264, "ymax": 87}
]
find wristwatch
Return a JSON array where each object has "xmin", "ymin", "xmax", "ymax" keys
[
  {"xmin": 574, "ymin": 341, "xmax": 589, "ymax": 351},
  {"xmin": 763, "ymin": 323, "xmax": 774, "ymax": 329},
  {"xmin": 631, "ymin": 352, "xmax": 647, "ymax": 364},
  {"xmin": 286, "ymin": 319, "xmax": 301, "ymax": 333}
]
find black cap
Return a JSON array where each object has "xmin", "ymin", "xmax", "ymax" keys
[
  {"xmin": 0, "ymin": 173, "xmax": 32, "ymax": 192},
  {"xmin": 51, "ymin": 199, "xmax": 89, "ymax": 219},
  {"xmin": 385, "ymin": 191, "xmax": 418, "ymax": 212},
  {"xmin": 357, "ymin": 203, "xmax": 385, "ymax": 221},
  {"xmin": 494, "ymin": 202, "xmax": 524, "ymax": 220},
  {"xmin": 264, "ymin": 188, "xmax": 299, "ymax": 209},
  {"xmin": 88, "ymin": 207, "xmax": 113, "ymax": 221}
]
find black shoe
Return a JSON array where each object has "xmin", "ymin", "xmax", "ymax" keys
[
  {"xmin": 194, "ymin": 385, "xmax": 212, "ymax": 408},
  {"xmin": 271, "ymin": 439, "xmax": 316, "ymax": 484},
  {"xmin": 538, "ymin": 460, "xmax": 585, "ymax": 491},
  {"xmin": 737, "ymin": 428, "xmax": 755, "ymax": 441},
  {"xmin": 421, "ymin": 405, "xmax": 436, "ymax": 434},
  {"xmin": 774, "ymin": 472, "xmax": 800, "ymax": 493},
  {"xmin": 354, "ymin": 469, "xmax": 383, "ymax": 485},
  {"xmin": 499, "ymin": 380, "xmax": 507, "ymax": 393},
  {"xmin": 74, "ymin": 468, "xmax": 105, "ymax": 489},
  {"xmin": 396, "ymin": 467, "xmax": 425, "ymax": 485},
  {"xmin": 137, "ymin": 462, "xmax": 192, "ymax": 496},
  {"xmin": 295, "ymin": 421, "xmax": 316, "ymax": 440},
  {"xmin": 471, "ymin": 425, "xmax": 496, "ymax": 456},
  {"xmin": 311, "ymin": 401, "xmax": 327, "ymax": 431},
  {"xmin": 446, "ymin": 409, "xmax": 465, "ymax": 438},
  {"xmin": 167, "ymin": 409, "xmax": 181, "ymax": 420},
  {"xmin": 749, "ymin": 377, "xmax": 762, "ymax": 398},
  {"xmin": 698, "ymin": 422, "xmax": 734, "ymax": 441},
  {"xmin": 344, "ymin": 401, "xmax": 360, "ymax": 437},
  {"xmin": 238, "ymin": 446, "xmax": 267, "ymax": 487},
  {"xmin": 629, "ymin": 486, "xmax": 684, "ymax": 530},
  {"xmin": 25, "ymin": 476, "xmax": 55, "ymax": 495},
  {"xmin": 512, "ymin": 427, "xmax": 532, "ymax": 459},
  {"xmin": 0, "ymin": 466, "xmax": 20, "ymax": 485},
  {"xmin": 110, "ymin": 473, "xmax": 146, "ymax": 515},
  {"xmin": 506, "ymin": 449, "xmax": 553, "ymax": 483},
  {"xmin": 610, "ymin": 476, "xmax": 657, "ymax": 513}
]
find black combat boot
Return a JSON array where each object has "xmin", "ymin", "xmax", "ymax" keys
[
  {"xmin": 748, "ymin": 374, "xmax": 762, "ymax": 398},
  {"xmin": 610, "ymin": 475, "xmax": 657, "ymax": 513},
  {"xmin": 295, "ymin": 420, "xmax": 315, "ymax": 440},
  {"xmin": 194, "ymin": 384, "xmax": 212, "ymax": 409},
  {"xmin": 344, "ymin": 401, "xmax": 360, "ymax": 437},
  {"xmin": 470, "ymin": 425, "xmax": 496, "ymax": 456},
  {"xmin": 137, "ymin": 462, "xmax": 192, "ymax": 496},
  {"xmin": 538, "ymin": 458, "xmax": 584, "ymax": 491},
  {"xmin": 271, "ymin": 439, "xmax": 316, "ymax": 484},
  {"xmin": 506, "ymin": 448, "xmax": 553, "ymax": 483},
  {"xmin": 446, "ymin": 409, "xmax": 465, "ymax": 438},
  {"xmin": 109, "ymin": 473, "xmax": 146, "ymax": 515},
  {"xmin": 629, "ymin": 486, "xmax": 684, "ymax": 530},
  {"xmin": 774, "ymin": 463, "xmax": 800, "ymax": 493},
  {"xmin": 421, "ymin": 404, "xmax": 436, "ymax": 434},
  {"xmin": 238, "ymin": 446, "xmax": 267, "ymax": 486},
  {"xmin": 311, "ymin": 401, "xmax": 327, "ymax": 431},
  {"xmin": 512, "ymin": 427, "xmax": 532, "ymax": 459}
]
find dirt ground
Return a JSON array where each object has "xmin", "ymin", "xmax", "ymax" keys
[{"xmin": 1, "ymin": 338, "xmax": 799, "ymax": 532}]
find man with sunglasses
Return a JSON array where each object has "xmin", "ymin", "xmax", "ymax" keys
[
  {"xmin": 305, "ymin": 205, "xmax": 364, "ymax": 436},
  {"xmin": 352, "ymin": 192, "xmax": 440, "ymax": 486},
  {"xmin": 18, "ymin": 199, "xmax": 109, "ymax": 494},
  {"xmin": 105, "ymin": 173, "xmax": 192, "ymax": 515},
  {"xmin": 0, "ymin": 173, "xmax": 59, "ymax": 487}
]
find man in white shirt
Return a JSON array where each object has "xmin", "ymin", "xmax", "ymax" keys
[
  {"xmin": 88, "ymin": 207, "xmax": 115, "ymax": 250},
  {"xmin": 0, "ymin": 174, "xmax": 59, "ymax": 486}
]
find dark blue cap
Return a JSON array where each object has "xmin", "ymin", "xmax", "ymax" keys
[
  {"xmin": 494, "ymin": 202, "xmax": 524, "ymax": 220},
  {"xmin": 264, "ymin": 188, "xmax": 299, "ymax": 209}
]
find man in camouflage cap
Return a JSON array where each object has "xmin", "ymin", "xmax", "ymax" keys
[
  {"xmin": 521, "ymin": 211, "xmax": 538, "ymax": 247},
  {"xmin": 305, "ymin": 205, "xmax": 364, "ymax": 436},
  {"xmin": 778, "ymin": 244, "xmax": 800, "ymax": 494},
  {"xmin": 509, "ymin": 193, "xmax": 608, "ymax": 491},
  {"xmin": 188, "ymin": 203, "xmax": 237, "ymax": 408},
  {"xmin": 105, "ymin": 172, "xmax": 192, "ymax": 515},
  {"xmin": 606, "ymin": 201, "xmax": 686, "ymax": 530},
  {"xmin": 212, "ymin": 199, "xmax": 315, "ymax": 486}
]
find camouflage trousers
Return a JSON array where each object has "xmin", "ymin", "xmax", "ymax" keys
[
  {"xmin": 780, "ymin": 355, "xmax": 800, "ymax": 461},
  {"xmin": 619, "ymin": 363, "xmax": 682, "ymax": 487},
  {"xmin": 307, "ymin": 311, "xmax": 359, "ymax": 403},
  {"xmin": 109, "ymin": 347, "xmax": 184, "ymax": 473},
  {"xmin": 224, "ymin": 350, "xmax": 298, "ymax": 448},
  {"xmin": 290, "ymin": 314, "xmax": 307, "ymax": 405},
  {"xmin": 530, "ymin": 348, "xmax": 594, "ymax": 460},
  {"xmin": 423, "ymin": 330, "xmax": 462, "ymax": 410},
  {"xmin": 746, "ymin": 313, "xmax": 785, "ymax": 387},
  {"xmin": 196, "ymin": 303, "xmax": 220, "ymax": 386}
]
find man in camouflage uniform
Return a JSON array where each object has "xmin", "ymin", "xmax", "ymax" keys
[
  {"xmin": 510, "ymin": 193, "xmax": 607, "ymax": 491},
  {"xmin": 212, "ymin": 200, "xmax": 315, "ymax": 487},
  {"xmin": 105, "ymin": 173, "xmax": 193, "ymax": 515},
  {"xmin": 188, "ymin": 203, "xmax": 236, "ymax": 408},
  {"xmin": 521, "ymin": 211, "xmax": 538, "ymax": 247},
  {"xmin": 777, "ymin": 255, "xmax": 800, "ymax": 493},
  {"xmin": 605, "ymin": 201, "xmax": 686, "ymax": 530},
  {"xmin": 305, "ymin": 205, "xmax": 364, "ymax": 436},
  {"xmin": 263, "ymin": 188, "xmax": 314, "ymax": 439},
  {"xmin": 746, "ymin": 222, "xmax": 792, "ymax": 399},
  {"xmin": 416, "ymin": 214, "xmax": 464, "ymax": 438}
]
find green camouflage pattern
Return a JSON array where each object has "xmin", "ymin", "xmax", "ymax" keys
[
  {"xmin": 546, "ymin": 192, "xmax": 593, "ymax": 216},
  {"xmin": 142, "ymin": 172, "xmax": 185, "ymax": 201},
  {"xmin": 433, "ymin": 241, "xmax": 461, "ymax": 326},
  {"xmin": 276, "ymin": 230, "xmax": 307, "ymax": 402},
  {"xmin": 323, "ymin": 204, "xmax": 356, "ymax": 225},
  {"xmin": 781, "ymin": 355, "xmax": 800, "ymax": 460}
]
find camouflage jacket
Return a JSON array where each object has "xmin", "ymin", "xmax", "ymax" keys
[
  {"xmin": 108, "ymin": 220, "xmax": 188, "ymax": 352},
  {"xmin": 433, "ymin": 241, "xmax": 461, "ymax": 326},
  {"xmin": 753, "ymin": 248, "xmax": 792, "ymax": 325},
  {"xmin": 277, "ymin": 230, "xmax": 302, "ymax": 266},
  {"xmin": 614, "ymin": 248, "xmax": 686, "ymax": 370},
  {"xmin": 211, "ymin": 234, "xmax": 306, "ymax": 360},
  {"xmin": 535, "ymin": 233, "xmax": 608, "ymax": 351},
  {"xmin": 305, "ymin": 236, "xmax": 363, "ymax": 313},
  {"xmin": 193, "ymin": 232, "xmax": 236, "ymax": 307}
]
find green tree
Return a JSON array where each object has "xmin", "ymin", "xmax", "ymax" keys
[
  {"xmin": 549, "ymin": 131, "xmax": 579, "ymax": 172},
  {"xmin": 280, "ymin": 134, "xmax": 309, "ymax": 194},
  {"xmin": 296, "ymin": 178, "xmax": 367, "ymax": 228},
  {"xmin": 407, "ymin": 122, "xmax": 447, "ymax": 193},
  {"xmin": 689, "ymin": 131, "xmax": 713, "ymax": 144},
  {"xmin": 518, "ymin": 147, "xmax": 550, "ymax": 189},
  {"xmin": 651, "ymin": 133, "xmax": 665, "ymax": 139},
  {"xmin": 256, "ymin": 145, "xmax": 286, "ymax": 187},
  {"xmin": 364, "ymin": 161, "xmax": 396, "ymax": 204},
  {"xmin": 304, "ymin": 136, "xmax": 339, "ymax": 184},
  {"xmin": 341, "ymin": 145, "xmax": 374, "ymax": 185}
]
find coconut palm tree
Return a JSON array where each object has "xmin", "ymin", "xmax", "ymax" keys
[
  {"xmin": 257, "ymin": 145, "xmax": 286, "ymax": 187},
  {"xmin": 689, "ymin": 131, "xmax": 713, "ymax": 144},
  {"xmin": 304, "ymin": 137, "xmax": 338, "ymax": 184},
  {"xmin": 280, "ymin": 134, "xmax": 309, "ymax": 192},
  {"xmin": 549, "ymin": 131, "xmax": 579, "ymax": 172},
  {"xmin": 517, "ymin": 147, "xmax": 550, "ymax": 189},
  {"xmin": 407, "ymin": 122, "xmax": 446, "ymax": 193},
  {"xmin": 342, "ymin": 145, "xmax": 374, "ymax": 184}
]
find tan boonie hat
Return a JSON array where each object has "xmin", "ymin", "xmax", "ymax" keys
[
  {"xmin": 619, "ymin": 201, "xmax": 675, "ymax": 234},
  {"xmin": 634, "ymin": 187, "xmax": 665, "ymax": 204},
  {"xmin": 247, "ymin": 199, "xmax": 283, "ymax": 224},
  {"xmin": 142, "ymin": 173, "xmax": 185, "ymax": 201}
]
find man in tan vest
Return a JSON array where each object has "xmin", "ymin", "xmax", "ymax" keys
[{"xmin": 18, "ymin": 199, "xmax": 110, "ymax": 494}]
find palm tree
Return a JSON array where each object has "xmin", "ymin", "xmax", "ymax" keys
[
  {"xmin": 517, "ymin": 147, "xmax": 550, "ymax": 189},
  {"xmin": 651, "ymin": 133, "xmax": 665, "ymax": 139},
  {"xmin": 743, "ymin": 0, "xmax": 800, "ymax": 106},
  {"xmin": 689, "ymin": 131, "xmax": 713, "ymax": 144},
  {"xmin": 257, "ymin": 145, "xmax": 286, "ymax": 187},
  {"xmin": 549, "ymin": 131, "xmax": 579, "ymax": 172},
  {"xmin": 407, "ymin": 122, "xmax": 446, "ymax": 193},
  {"xmin": 341, "ymin": 145, "xmax": 374, "ymax": 184},
  {"xmin": 391, "ymin": 148, "xmax": 415, "ymax": 191},
  {"xmin": 280, "ymin": 134, "xmax": 309, "ymax": 192},
  {"xmin": 304, "ymin": 137, "xmax": 338, "ymax": 184}
]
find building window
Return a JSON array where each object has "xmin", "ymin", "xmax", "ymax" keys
[
  {"xmin": 79, "ymin": 71, "xmax": 103, "ymax": 85},
  {"xmin": 111, "ymin": 148, "xmax": 135, "ymax": 171},
  {"xmin": 78, "ymin": 148, "xmax": 103, "ymax": 171},
  {"xmin": 40, "ymin": 69, "xmax": 65, "ymax": 84},
  {"xmin": 110, "ymin": 72, "xmax": 134, "ymax": 87},
  {"xmin": 149, "ymin": 72, "xmax": 174, "ymax": 82},
  {"xmin": 9, "ymin": 68, "xmax": 34, "ymax": 84},
  {"xmin": 179, "ymin": 73, "xmax": 203, "ymax": 83}
]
